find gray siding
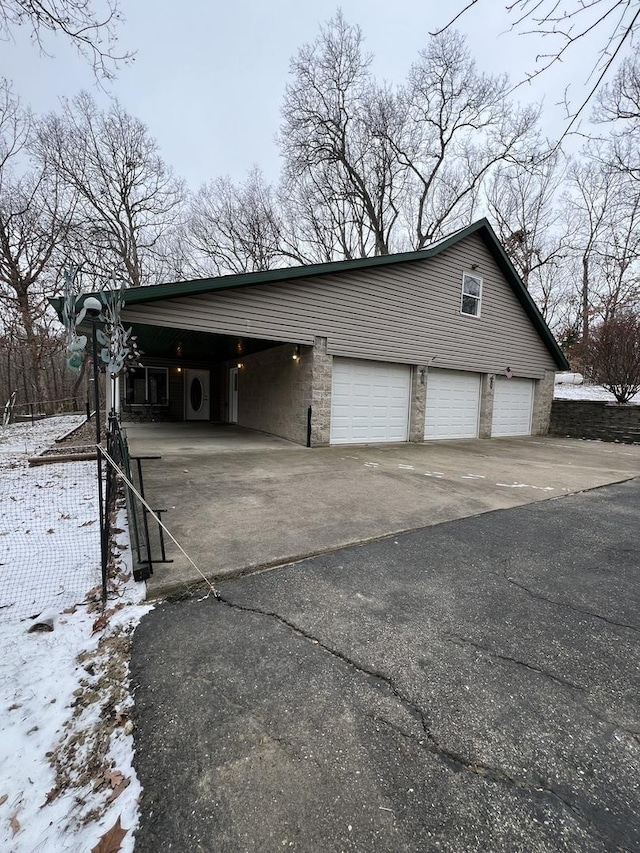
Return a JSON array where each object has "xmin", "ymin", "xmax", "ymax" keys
[{"xmin": 122, "ymin": 234, "xmax": 557, "ymax": 379}]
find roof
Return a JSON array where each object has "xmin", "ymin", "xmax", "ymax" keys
[{"xmin": 54, "ymin": 218, "xmax": 569, "ymax": 370}]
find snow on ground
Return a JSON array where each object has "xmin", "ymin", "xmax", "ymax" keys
[
  {"xmin": 0, "ymin": 415, "xmax": 152, "ymax": 852},
  {"xmin": 554, "ymin": 383, "xmax": 640, "ymax": 404}
]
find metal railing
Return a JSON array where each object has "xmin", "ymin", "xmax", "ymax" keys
[{"xmin": 102, "ymin": 415, "xmax": 173, "ymax": 588}]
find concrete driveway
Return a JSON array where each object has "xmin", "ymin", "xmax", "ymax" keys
[
  {"xmin": 130, "ymin": 477, "xmax": 640, "ymax": 852},
  {"xmin": 124, "ymin": 424, "xmax": 640, "ymax": 598}
]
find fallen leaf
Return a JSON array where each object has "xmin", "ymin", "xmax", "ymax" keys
[
  {"xmin": 92, "ymin": 609, "xmax": 115, "ymax": 634},
  {"xmin": 104, "ymin": 770, "xmax": 125, "ymax": 789},
  {"xmin": 62, "ymin": 605, "xmax": 77, "ymax": 614},
  {"xmin": 43, "ymin": 787, "xmax": 61, "ymax": 806},
  {"xmin": 0, "ymin": 794, "xmax": 7, "ymax": 806},
  {"xmin": 107, "ymin": 776, "xmax": 130, "ymax": 803},
  {"xmin": 91, "ymin": 815, "xmax": 127, "ymax": 853},
  {"xmin": 10, "ymin": 813, "xmax": 20, "ymax": 836}
]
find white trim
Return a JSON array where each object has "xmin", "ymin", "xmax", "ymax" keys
[{"xmin": 460, "ymin": 271, "xmax": 482, "ymax": 318}]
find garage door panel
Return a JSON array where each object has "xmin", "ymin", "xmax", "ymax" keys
[
  {"xmin": 425, "ymin": 369, "xmax": 480, "ymax": 440},
  {"xmin": 331, "ymin": 358, "xmax": 411, "ymax": 444},
  {"xmin": 492, "ymin": 377, "xmax": 533, "ymax": 436}
]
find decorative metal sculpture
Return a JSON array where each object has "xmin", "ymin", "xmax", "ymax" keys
[
  {"xmin": 62, "ymin": 271, "xmax": 141, "ymax": 376},
  {"xmin": 62, "ymin": 269, "xmax": 88, "ymax": 373},
  {"xmin": 94, "ymin": 286, "xmax": 142, "ymax": 376}
]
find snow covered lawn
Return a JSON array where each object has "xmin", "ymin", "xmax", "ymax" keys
[
  {"xmin": 554, "ymin": 383, "xmax": 640, "ymax": 404},
  {"xmin": 0, "ymin": 415, "xmax": 152, "ymax": 852}
]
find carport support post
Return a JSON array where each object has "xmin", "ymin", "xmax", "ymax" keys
[
  {"xmin": 309, "ymin": 336, "xmax": 332, "ymax": 446},
  {"xmin": 409, "ymin": 365, "xmax": 427, "ymax": 442},
  {"xmin": 478, "ymin": 374, "xmax": 495, "ymax": 439}
]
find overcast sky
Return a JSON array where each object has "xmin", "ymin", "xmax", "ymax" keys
[{"xmin": 2, "ymin": 0, "xmax": 615, "ymax": 190}]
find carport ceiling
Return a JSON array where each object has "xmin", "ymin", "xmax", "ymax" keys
[{"xmin": 130, "ymin": 322, "xmax": 281, "ymax": 363}]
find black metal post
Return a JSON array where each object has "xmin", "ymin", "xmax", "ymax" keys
[{"xmin": 91, "ymin": 318, "xmax": 108, "ymax": 605}]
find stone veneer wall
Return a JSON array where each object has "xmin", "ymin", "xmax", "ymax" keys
[
  {"xmin": 309, "ymin": 337, "xmax": 332, "ymax": 447},
  {"xmin": 550, "ymin": 399, "xmax": 640, "ymax": 443},
  {"xmin": 409, "ymin": 366, "xmax": 426, "ymax": 442},
  {"xmin": 478, "ymin": 374, "xmax": 495, "ymax": 439},
  {"xmin": 238, "ymin": 343, "xmax": 312, "ymax": 445},
  {"xmin": 531, "ymin": 370, "xmax": 555, "ymax": 436}
]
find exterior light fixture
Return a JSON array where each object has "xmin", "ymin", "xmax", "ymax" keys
[
  {"xmin": 237, "ymin": 361, "xmax": 244, "ymax": 370},
  {"xmin": 292, "ymin": 345, "xmax": 301, "ymax": 362},
  {"xmin": 505, "ymin": 367, "xmax": 513, "ymax": 379},
  {"xmin": 176, "ymin": 366, "xmax": 182, "ymax": 373},
  {"xmin": 175, "ymin": 341, "xmax": 183, "ymax": 358}
]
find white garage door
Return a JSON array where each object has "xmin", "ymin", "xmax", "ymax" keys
[
  {"xmin": 424, "ymin": 369, "xmax": 481, "ymax": 440},
  {"xmin": 330, "ymin": 358, "xmax": 411, "ymax": 444},
  {"xmin": 492, "ymin": 377, "xmax": 534, "ymax": 437}
]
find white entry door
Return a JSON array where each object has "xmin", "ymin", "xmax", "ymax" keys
[
  {"xmin": 228, "ymin": 367, "xmax": 238, "ymax": 424},
  {"xmin": 492, "ymin": 377, "xmax": 534, "ymax": 437},
  {"xmin": 424, "ymin": 369, "xmax": 481, "ymax": 440},
  {"xmin": 330, "ymin": 358, "xmax": 411, "ymax": 445},
  {"xmin": 184, "ymin": 369, "xmax": 210, "ymax": 420}
]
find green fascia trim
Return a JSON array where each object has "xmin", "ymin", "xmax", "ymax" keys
[
  {"xmin": 100, "ymin": 220, "xmax": 488, "ymax": 305},
  {"xmin": 50, "ymin": 218, "xmax": 568, "ymax": 370}
]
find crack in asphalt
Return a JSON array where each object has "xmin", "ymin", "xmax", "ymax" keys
[
  {"xmin": 445, "ymin": 634, "xmax": 585, "ymax": 691},
  {"xmin": 502, "ymin": 569, "xmax": 640, "ymax": 634},
  {"xmin": 216, "ymin": 594, "xmax": 632, "ymax": 852},
  {"xmin": 446, "ymin": 634, "xmax": 640, "ymax": 748}
]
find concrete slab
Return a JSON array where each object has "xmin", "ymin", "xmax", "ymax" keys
[
  {"xmin": 125, "ymin": 427, "xmax": 640, "ymax": 598},
  {"xmin": 125, "ymin": 422, "xmax": 304, "ymax": 455},
  {"xmin": 130, "ymin": 479, "xmax": 640, "ymax": 852}
]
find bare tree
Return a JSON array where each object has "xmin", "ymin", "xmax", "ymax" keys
[
  {"xmin": 597, "ymin": 43, "xmax": 640, "ymax": 122},
  {"xmin": 1, "ymin": 0, "xmax": 132, "ymax": 78},
  {"xmin": 34, "ymin": 92, "xmax": 186, "ymax": 288},
  {"xmin": 394, "ymin": 31, "xmax": 539, "ymax": 249},
  {"xmin": 278, "ymin": 17, "xmax": 538, "ymax": 259},
  {"xmin": 588, "ymin": 312, "xmax": 640, "ymax": 403},
  {"xmin": 433, "ymin": 1, "xmax": 640, "ymax": 139},
  {"xmin": 559, "ymin": 143, "xmax": 640, "ymax": 358},
  {"xmin": 595, "ymin": 45, "xmax": 640, "ymax": 184},
  {"xmin": 0, "ymin": 86, "xmax": 73, "ymax": 408},
  {"xmin": 187, "ymin": 168, "xmax": 298, "ymax": 276},
  {"xmin": 485, "ymin": 149, "xmax": 571, "ymax": 328},
  {"xmin": 279, "ymin": 12, "xmax": 409, "ymax": 258}
]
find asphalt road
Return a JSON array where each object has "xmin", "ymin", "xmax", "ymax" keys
[{"xmin": 130, "ymin": 479, "xmax": 640, "ymax": 852}]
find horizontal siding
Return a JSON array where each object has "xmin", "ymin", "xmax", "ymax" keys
[{"xmin": 122, "ymin": 233, "xmax": 557, "ymax": 378}]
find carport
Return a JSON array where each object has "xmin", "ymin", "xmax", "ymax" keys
[{"xmin": 116, "ymin": 323, "xmax": 308, "ymax": 436}]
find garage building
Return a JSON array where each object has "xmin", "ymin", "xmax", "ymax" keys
[{"xmin": 108, "ymin": 218, "xmax": 568, "ymax": 446}]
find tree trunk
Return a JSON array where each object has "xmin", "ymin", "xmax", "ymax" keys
[
  {"xmin": 16, "ymin": 287, "xmax": 49, "ymax": 412},
  {"xmin": 581, "ymin": 256, "xmax": 590, "ymax": 348}
]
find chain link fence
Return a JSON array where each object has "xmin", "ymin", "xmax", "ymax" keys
[{"xmin": 0, "ymin": 416, "xmax": 102, "ymax": 620}]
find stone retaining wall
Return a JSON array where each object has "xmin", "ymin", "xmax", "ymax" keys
[{"xmin": 550, "ymin": 399, "xmax": 640, "ymax": 443}]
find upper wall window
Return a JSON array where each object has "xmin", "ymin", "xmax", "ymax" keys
[{"xmin": 461, "ymin": 272, "xmax": 482, "ymax": 317}]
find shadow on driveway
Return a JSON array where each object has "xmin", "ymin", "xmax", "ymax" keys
[{"xmin": 131, "ymin": 479, "xmax": 640, "ymax": 852}]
